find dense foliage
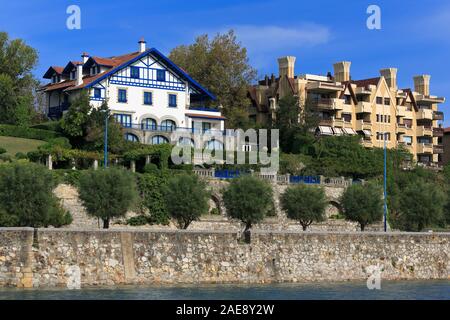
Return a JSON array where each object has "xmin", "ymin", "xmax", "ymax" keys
[
  {"xmin": 169, "ymin": 30, "xmax": 256, "ymax": 128},
  {"xmin": 340, "ymin": 182, "xmax": 384, "ymax": 231},
  {"xmin": 222, "ymin": 175, "xmax": 274, "ymax": 232},
  {"xmin": 0, "ymin": 162, "xmax": 72, "ymax": 227},
  {"xmin": 162, "ymin": 173, "xmax": 210, "ymax": 229},
  {"xmin": 0, "ymin": 124, "xmax": 62, "ymax": 141},
  {"xmin": 136, "ymin": 172, "xmax": 170, "ymax": 225},
  {"xmin": 78, "ymin": 168, "xmax": 137, "ymax": 228},
  {"xmin": 0, "ymin": 32, "xmax": 39, "ymax": 126},
  {"xmin": 280, "ymin": 184, "xmax": 327, "ymax": 230}
]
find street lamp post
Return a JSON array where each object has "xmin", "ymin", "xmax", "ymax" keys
[
  {"xmin": 383, "ymin": 135, "xmax": 388, "ymax": 232},
  {"xmin": 101, "ymin": 109, "xmax": 109, "ymax": 168}
]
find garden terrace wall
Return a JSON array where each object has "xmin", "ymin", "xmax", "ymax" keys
[{"xmin": 0, "ymin": 228, "xmax": 448, "ymax": 288}]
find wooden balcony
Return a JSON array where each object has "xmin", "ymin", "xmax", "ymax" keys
[
  {"xmin": 433, "ymin": 111, "xmax": 444, "ymax": 121},
  {"xmin": 417, "ymin": 143, "xmax": 433, "ymax": 154},
  {"xmin": 433, "ymin": 145, "xmax": 444, "ymax": 154},
  {"xmin": 433, "ymin": 127, "xmax": 444, "ymax": 137},
  {"xmin": 355, "ymin": 120, "xmax": 372, "ymax": 131},
  {"xmin": 308, "ymin": 98, "xmax": 344, "ymax": 110}
]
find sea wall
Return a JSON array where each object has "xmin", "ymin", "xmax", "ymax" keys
[{"xmin": 0, "ymin": 228, "xmax": 448, "ymax": 288}]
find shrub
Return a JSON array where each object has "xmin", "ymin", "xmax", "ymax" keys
[
  {"xmin": 281, "ymin": 184, "xmax": 327, "ymax": 230},
  {"xmin": 143, "ymin": 163, "xmax": 159, "ymax": 174},
  {"xmin": 0, "ymin": 124, "xmax": 61, "ymax": 141},
  {"xmin": 78, "ymin": 168, "xmax": 137, "ymax": 228},
  {"xmin": 0, "ymin": 162, "xmax": 72, "ymax": 227},
  {"xmin": 395, "ymin": 180, "xmax": 446, "ymax": 231},
  {"xmin": 340, "ymin": 182, "xmax": 383, "ymax": 231},
  {"xmin": 14, "ymin": 152, "xmax": 27, "ymax": 159},
  {"xmin": 126, "ymin": 215, "xmax": 149, "ymax": 226},
  {"xmin": 30, "ymin": 121, "xmax": 62, "ymax": 132},
  {"xmin": 0, "ymin": 147, "xmax": 6, "ymax": 154},
  {"xmin": 223, "ymin": 175, "xmax": 274, "ymax": 232},
  {"xmin": 136, "ymin": 173, "xmax": 169, "ymax": 225},
  {"xmin": 0, "ymin": 154, "xmax": 12, "ymax": 162},
  {"xmin": 162, "ymin": 173, "xmax": 210, "ymax": 229}
]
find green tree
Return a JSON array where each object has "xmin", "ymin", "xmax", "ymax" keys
[
  {"xmin": 281, "ymin": 184, "xmax": 327, "ymax": 230},
  {"xmin": 396, "ymin": 179, "xmax": 446, "ymax": 231},
  {"xmin": 61, "ymin": 93, "xmax": 124, "ymax": 152},
  {"xmin": 162, "ymin": 173, "xmax": 210, "ymax": 229},
  {"xmin": 340, "ymin": 182, "xmax": 383, "ymax": 231},
  {"xmin": 78, "ymin": 168, "xmax": 137, "ymax": 228},
  {"xmin": 222, "ymin": 175, "xmax": 274, "ymax": 232},
  {"xmin": 0, "ymin": 32, "xmax": 39, "ymax": 126},
  {"xmin": 169, "ymin": 30, "xmax": 257, "ymax": 128},
  {"xmin": 0, "ymin": 162, "xmax": 71, "ymax": 227},
  {"xmin": 137, "ymin": 173, "xmax": 169, "ymax": 225}
]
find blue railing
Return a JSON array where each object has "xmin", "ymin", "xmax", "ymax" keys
[
  {"xmin": 289, "ymin": 175, "xmax": 321, "ymax": 184},
  {"xmin": 189, "ymin": 106, "xmax": 220, "ymax": 112},
  {"xmin": 214, "ymin": 169, "xmax": 243, "ymax": 179}
]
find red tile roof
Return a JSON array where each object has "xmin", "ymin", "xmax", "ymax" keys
[{"xmin": 42, "ymin": 51, "xmax": 141, "ymax": 92}]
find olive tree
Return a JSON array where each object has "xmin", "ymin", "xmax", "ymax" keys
[
  {"xmin": 281, "ymin": 184, "xmax": 327, "ymax": 231},
  {"xmin": 0, "ymin": 162, "xmax": 72, "ymax": 227},
  {"xmin": 78, "ymin": 168, "xmax": 137, "ymax": 228},
  {"xmin": 162, "ymin": 173, "xmax": 210, "ymax": 229},
  {"xmin": 340, "ymin": 182, "xmax": 383, "ymax": 231},
  {"xmin": 222, "ymin": 175, "xmax": 274, "ymax": 235}
]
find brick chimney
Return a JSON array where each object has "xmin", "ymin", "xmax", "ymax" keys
[
  {"xmin": 333, "ymin": 61, "xmax": 351, "ymax": 82},
  {"xmin": 76, "ymin": 62, "xmax": 83, "ymax": 86},
  {"xmin": 278, "ymin": 56, "xmax": 296, "ymax": 78},
  {"xmin": 380, "ymin": 68, "xmax": 398, "ymax": 90},
  {"xmin": 138, "ymin": 37, "xmax": 146, "ymax": 53},
  {"xmin": 413, "ymin": 75, "xmax": 430, "ymax": 95}
]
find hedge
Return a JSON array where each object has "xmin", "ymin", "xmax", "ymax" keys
[{"xmin": 0, "ymin": 124, "xmax": 62, "ymax": 141}]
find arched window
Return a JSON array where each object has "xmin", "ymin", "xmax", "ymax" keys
[
  {"xmin": 178, "ymin": 137, "xmax": 194, "ymax": 147},
  {"xmin": 125, "ymin": 133, "xmax": 139, "ymax": 142},
  {"xmin": 151, "ymin": 135, "xmax": 169, "ymax": 145},
  {"xmin": 141, "ymin": 118, "xmax": 157, "ymax": 130},
  {"xmin": 204, "ymin": 140, "xmax": 223, "ymax": 150},
  {"xmin": 161, "ymin": 119, "xmax": 176, "ymax": 132}
]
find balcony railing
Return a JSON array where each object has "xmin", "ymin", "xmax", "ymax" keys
[
  {"xmin": 433, "ymin": 111, "xmax": 444, "ymax": 121},
  {"xmin": 433, "ymin": 145, "xmax": 444, "ymax": 154},
  {"xmin": 356, "ymin": 101, "xmax": 371, "ymax": 113},
  {"xmin": 417, "ymin": 108, "xmax": 434, "ymax": 120},
  {"xmin": 307, "ymin": 98, "xmax": 344, "ymax": 110},
  {"xmin": 417, "ymin": 125, "xmax": 433, "ymax": 137},
  {"xmin": 433, "ymin": 127, "xmax": 444, "ymax": 137},
  {"xmin": 119, "ymin": 123, "xmax": 233, "ymax": 136},
  {"xmin": 417, "ymin": 143, "xmax": 433, "ymax": 154}
]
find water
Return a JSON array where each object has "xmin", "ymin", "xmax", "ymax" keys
[{"xmin": 0, "ymin": 280, "xmax": 448, "ymax": 300}]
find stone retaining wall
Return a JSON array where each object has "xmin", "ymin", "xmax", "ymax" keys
[{"xmin": 0, "ymin": 228, "xmax": 448, "ymax": 288}]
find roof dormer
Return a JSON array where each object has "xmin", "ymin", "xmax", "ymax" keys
[{"xmin": 43, "ymin": 66, "xmax": 64, "ymax": 83}]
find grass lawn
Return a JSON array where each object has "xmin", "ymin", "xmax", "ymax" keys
[{"xmin": 0, "ymin": 136, "xmax": 45, "ymax": 156}]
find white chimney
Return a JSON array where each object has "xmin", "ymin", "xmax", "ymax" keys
[
  {"xmin": 76, "ymin": 62, "xmax": 83, "ymax": 86},
  {"xmin": 81, "ymin": 52, "xmax": 89, "ymax": 64},
  {"xmin": 138, "ymin": 37, "xmax": 146, "ymax": 53}
]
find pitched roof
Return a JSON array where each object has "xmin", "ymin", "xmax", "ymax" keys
[
  {"xmin": 351, "ymin": 77, "xmax": 380, "ymax": 88},
  {"xmin": 43, "ymin": 66, "xmax": 64, "ymax": 79},
  {"xmin": 42, "ymin": 49, "xmax": 216, "ymax": 100}
]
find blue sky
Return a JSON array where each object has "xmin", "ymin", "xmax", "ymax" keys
[{"xmin": 0, "ymin": 0, "xmax": 449, "ymax": 125}]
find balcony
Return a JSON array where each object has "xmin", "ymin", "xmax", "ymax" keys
[
  {"xmin": 396, "ymin": 123, "xmax": 407, "ymax": 134},
  {"xmin": 397, "ymin": 106, "xmax": 406, "ymax": 117},
  {"xmin": 355, "ymin": 119, "xmax": 372, "ymax": 131},
  {"xmin": 361, "ymin": 140, "xmax": 373, "ymax": 148},
  {"xmin": 416, "ymin": 108, "xmax": 434, "ymax": 120},
  {"xmin": 433, "ymin": 144, "xmax": 444, "ymax": 154},
  {"xmin": 417, "ymin": 125, "xmax": 433, "ymax": 137},
  {"xmin": 306, "ymin": 81, "xmax": 345, "ymax": 92},
  {"xmin": 355, "ymin": 101, "xmax": 372, "ymax": 113},
  {"xmin": 433, "ymin": 127, "xmax": 444, "ymax": 137},
  {"xmin": 415, "ymin": 94, "xmax": 445, "ymax": 104},
  {"xmin": 308, "ymin": 98, "xmax": 344, "ymax": 110},
  {"xmin": 433, "ymin": 111, "xmax": 444, "ymax": 121},
  {"xmin": 417, "ymin": 143, "xmax": 433, "ymax": 154}
]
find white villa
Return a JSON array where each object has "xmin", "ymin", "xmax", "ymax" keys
[{"xmin": 41, "ymin": 39, "xmax": 227, "ymax": 149}]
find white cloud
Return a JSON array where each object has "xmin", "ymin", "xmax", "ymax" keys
[{"xmin": 230, "ymin": 24, "xmax": 330, "ymax": 52}]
